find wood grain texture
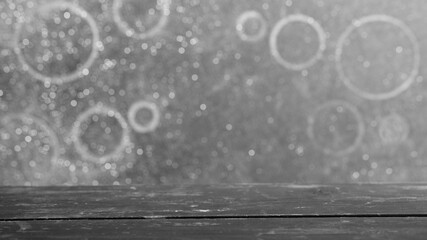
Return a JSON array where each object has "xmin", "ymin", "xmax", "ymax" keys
[
  {"xmin": 1, "ymin": 217, "xmax": 427, "ymax": 239},
  {"xmin": 2, "ymin": 184, "xmax": 427, "ymax": 220}
]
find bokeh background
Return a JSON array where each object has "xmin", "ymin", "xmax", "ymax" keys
[{"xmin": 1, "ymin": 0, "xmax": 427, "ymax": 186}]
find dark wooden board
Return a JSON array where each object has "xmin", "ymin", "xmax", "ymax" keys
[
  {"xmin": 2, "ymin": 184, "xmax": 427, "ymax": 220},
  {"xmin": 1, "ymin": 217, "xmax": 427, "ymax": 239}
]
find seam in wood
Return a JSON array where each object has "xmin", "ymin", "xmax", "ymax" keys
[{"xmin": 2, "ymin": 213, "xmax": 427, "ymax": 222}]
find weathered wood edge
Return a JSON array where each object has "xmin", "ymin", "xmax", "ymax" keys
[{"xmin": 2, "ymin": 184, "xmax": 427, "ymax": 220}]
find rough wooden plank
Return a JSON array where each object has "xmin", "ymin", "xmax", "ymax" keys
[
  {"xmin": 1, "ymin": 217, "xmax": 427, "ymax": 239},
  {"xmin": 2, "ymin": 184, "xmax": 427, "ymax": 220}
]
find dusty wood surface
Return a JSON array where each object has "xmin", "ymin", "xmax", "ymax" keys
[
  {"xmin": 1, "ymin": 184, "xmax": 427, "ymax": 220},
  {"xmin": 1, "ymin": 218, "xmax": 427, "ymax": 239},
  {"xmin": 2, "ymin": 184, "xmax": 427, "ymax": 239}
]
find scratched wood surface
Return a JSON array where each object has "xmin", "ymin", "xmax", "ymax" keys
[
  {"xmin": 2, "ymin": 184, "xmax": 427, "ymax": 220},
  {"xmin": 2, "ymin": 184, "xmax": 427, "ymax": 239},
  {"xmin": 1, "ymin": 218, "xmax": 427, "ymax": 239}
]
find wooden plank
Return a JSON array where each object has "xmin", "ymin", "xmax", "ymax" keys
[
  {"xmin": 2, "ymin": 184, "xmax": 427, "ymax": 220},
  {"xmin": 1, "ymin": 217, "xmax": 427, "ymax": 239}
]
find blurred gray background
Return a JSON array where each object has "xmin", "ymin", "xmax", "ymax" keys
[{"xmin": 1, "ymin": 0, "xmax": 426, "ymax": 186}]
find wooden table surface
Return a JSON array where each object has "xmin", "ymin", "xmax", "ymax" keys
[{"xmin": 2, "ymin": 184, "xmax": 427, "ymax": 239}]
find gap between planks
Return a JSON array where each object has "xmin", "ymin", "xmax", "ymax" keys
[{"xmin": 3, "ymin": 213, "xmax": 427, "ymax": 222}]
